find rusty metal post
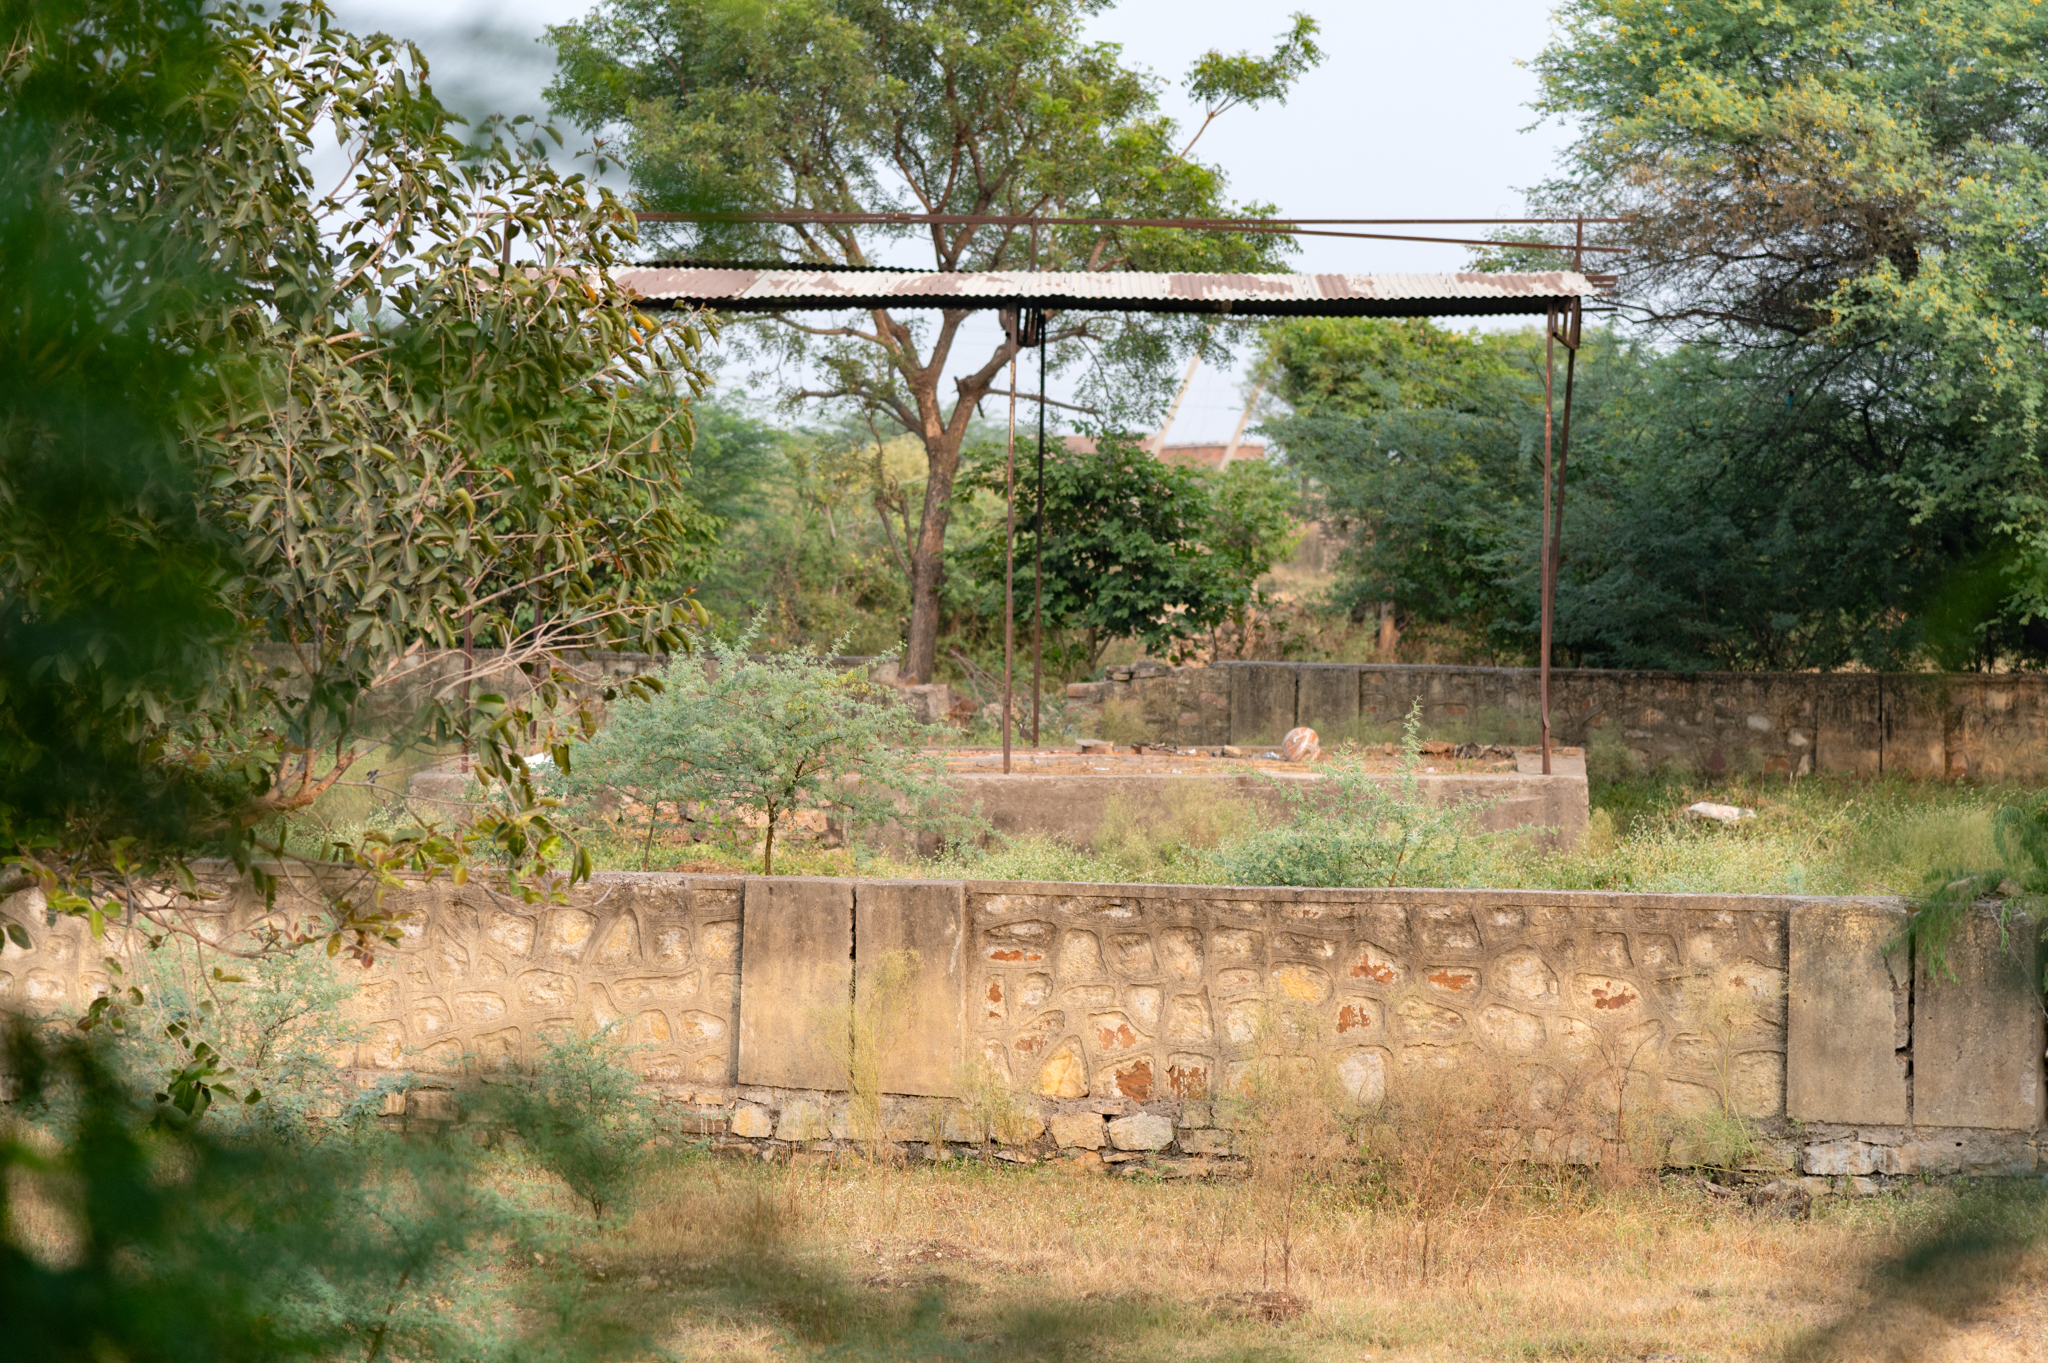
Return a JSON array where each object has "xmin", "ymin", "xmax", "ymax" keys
[
  {"xmin": 1540, "ymin": 304, "xmax": 1556, "ymax": 775},
  {"xmin": 1032, "ymin": 307, "xmax": 1046, "ymax": 748},
  {"xmin": 1003, "ymin": 314, "xmax": 1018, "ymax": 774}
]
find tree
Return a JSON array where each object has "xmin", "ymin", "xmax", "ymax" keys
[
  {"xmin": 561, "ymin": 627, "xmax": 950, "ymax": 873},
  {"xmin": 956, "ymin": 435, "xmax": 1291, "ymax": 668},
  {"xmin": 546, "ymin": 0, "xmax": 1322, "ymax": 681},
  {"xmin": 1260, "ymin": 318, "xmax": 1539, "ymax": 643},
  {"xmin": 2, "ymin": 0, "xmax": 713, "ymax": 981},
  {"xmin": 1261, "ymin": 317, "xmax": 1981, "ymax": 672},
  {"xmin": 1504, "ymin": 0, "xmax": 2048, "ymax": 663}
]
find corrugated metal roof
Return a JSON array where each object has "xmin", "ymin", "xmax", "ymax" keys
[{"xmin": 615, "ymin": 267, "xmax": 1601, "ymax": 318}]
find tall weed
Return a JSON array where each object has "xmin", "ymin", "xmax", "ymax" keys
[
  {"xmin": 1213, "ymin": 702, "xmax": 1491, "ymax": 887},
  {"xmin": 479, "ymin": 1025, "xmax": 658, "ymax": 1220}
]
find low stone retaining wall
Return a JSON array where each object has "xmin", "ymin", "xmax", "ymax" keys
[
  {"xmin": 6, "ymin": 873, "xmax": 2041, "ymax": 1177},
  {"xmin": 1066, "ymin": 659, "xmax": 2048, "ymax": 780}
]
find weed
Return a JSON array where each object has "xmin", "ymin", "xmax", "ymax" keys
[
  {"xmin": 1095, "ymin": 695, "xmax": 1152, "ymax": 746},
  {"xmin": 1213, "ymin": 703, "xmax": 1493, "ymax": 888},
  {"xmin": 477, "ymin": 1024, "xmax": 658, "ymax": 1220},
  {"xmin": 815, "ymin": 948, "xmax": 923, "ymax": 1161}
]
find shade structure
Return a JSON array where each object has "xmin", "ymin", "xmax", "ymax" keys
[
  {"xmin": 615, "ymin": 266, "xmax": 1602, "ymax": 318},
  {"xmin": 617, "ymin": 261, "xmax": 1598, "ymax": 776}
]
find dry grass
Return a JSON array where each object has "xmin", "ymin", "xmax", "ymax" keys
[{"xmin": 543, "ymin": 1152, "xmax": 2048, "ymax": 1362}]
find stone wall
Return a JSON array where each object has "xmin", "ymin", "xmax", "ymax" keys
[
  {"xmin": 3, "ymin": 874, "xmax": 2040, "ymax": 1176},
  {"xmin": 1064, "ymin": 660, "xmax": 2048, "ymax": 780}
]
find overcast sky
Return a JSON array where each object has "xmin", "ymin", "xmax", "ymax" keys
[{"xmin": 330, "ymin": 0, "xmax": 1577, "ymax": 441}]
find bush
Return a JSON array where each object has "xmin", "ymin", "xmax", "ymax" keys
[
  {"xmin": 1213, "ymin": 704, "xmax": 1489, "ymax": 888},
  {"xmin": 561, "ymin": 623, "xmax": 957, "ymax": 872},
  {"xmin": 481, "ymin": 1026, "xmax": 658, "ymax": 1220},
  {"xmin": 0, "ymin": 1022, "xmax": 538, "ymax": 1363}
]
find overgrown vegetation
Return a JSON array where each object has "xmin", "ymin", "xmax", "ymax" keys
[
  {"xmin": 1, "ymin": 0, "xmax": 715, "ymax": 1099},
  {"xmin": 556, "ymin": 628, "xmax": 958, "ymax": 873}
]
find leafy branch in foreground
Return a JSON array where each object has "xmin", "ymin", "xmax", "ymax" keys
[{"xmin": 3, "ymin": 0, "xmax": 718, "ymax": 996}]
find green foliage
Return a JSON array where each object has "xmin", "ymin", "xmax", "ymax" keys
[
  {"xmin": 1909, "ymin": 792, "xmax": 2048, "ymax": 994},
  {"xmin": 102, "ymin": 932, "xmax": 369, "ymax": 1134},
  {"xmin": 545, "ymin": 0, "xmax": 1318, "ymax": 678},
  {"xmin": 0, "ymin": 1023, "xmax": 565, "ymax": 1363},
  {"xmin": 0, "ymin": 0, "xmax": 255, "ymax": 853},
  {"xmin": 0, "ymin": 0, "xmax": 718, "ymax": 1082},
  {"xmin": 673, "ymin": 406, "xmax": 911, "ymax": 654},
  {"xmin": 1492, "ymin": 0, "xmax": 2048, "ymax": 668},
  {"xmin": 956, "ymin": 435, "xmax": 1295, "ymax": 666},
  {"xmin": 482, "ymin": 1026, "xmax": 659, "ymax": 1220},
  {"xmin": 562, "ymin": 626, "xmax": 953, "ymax": 872},
  {"xmin": 1212, "ymin": 705, "xmax": 1489, "ymax": 889},
  {"xmin": 1264, "ymin": 317, "xmax": 1995, "ymax": 670}
]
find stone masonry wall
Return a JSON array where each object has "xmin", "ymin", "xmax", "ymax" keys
[
  {"xmin": 2, "ymin": 874, "xmax": 2040, "ymax": 1177},
  {"xmin": 1064, "ymin": 660, "xmax": 2048, "ymax": 780}
]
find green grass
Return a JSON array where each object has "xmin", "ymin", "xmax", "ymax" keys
[{"xmin": 911, "ymin": 772, "xmax": 2010, "ymax": 897}]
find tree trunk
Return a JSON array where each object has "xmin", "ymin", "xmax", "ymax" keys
[{"xmin": 902, "ymin": 406, "xmax": 971, "ymax": 681}]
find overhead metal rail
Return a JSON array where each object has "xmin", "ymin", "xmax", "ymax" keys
[
  {"xmin": 619, "ymin": 211, "xmax": 1614, "ymax": 773},
  {"xmin": 614, "ymin": 266, "xmax": 1602, "ymax": 318}
]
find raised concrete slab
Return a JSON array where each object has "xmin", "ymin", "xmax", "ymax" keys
[
  {"xmin": 737, "ymin": 877, "xmax": 852, "ymax": 1090},
  {"xmin": 1296, "ymin": 665, "xmax": 1360, "ymax": 736},
  {"xmin": 1228, "ymin": 663, "xmax": 1298, "ymax": 744},
  {"xmin": 1915, "ymin": 906, "xmax": 2045, "ymax": 1129},
  {"xmin": 855, "ymin": 880, "xmax": 968, "ymax": 1098},
  {"xmin": 1787, "ymin": 901, "xmax": 1908, "ymax": 1124},
  {"xmin": 941, "ymin": 769, "xmax": 1588, "ymax": 853}
]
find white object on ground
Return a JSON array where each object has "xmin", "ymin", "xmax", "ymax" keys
[
  {"xmin": 1280, "ymin": 726, "xmax": 1321, "ymax": 763},
  {"xmin": 1684, "ymin": 801, "xmax": 1755, "ymax": 824}
]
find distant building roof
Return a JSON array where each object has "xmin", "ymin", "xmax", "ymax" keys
[{"xmin": 616, "ymin": 267, "xmax": 1602, "ymax": 318}]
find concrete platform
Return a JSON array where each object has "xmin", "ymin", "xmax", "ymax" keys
[{"xmin": 937, "ymin": 747, "xmax": 1587, "ymax": 851}]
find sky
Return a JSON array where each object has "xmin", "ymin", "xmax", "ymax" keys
[{"xmin": 329, "ymin": 0, "xmax": 1578, "ymax": 441}]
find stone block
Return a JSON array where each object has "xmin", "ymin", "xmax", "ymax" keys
[
  {"xmin": 737, "ymin": 878, "xmax": 852, "ymax": 1090},
  {"xmin": 1295, "ymin": 665, "xmax": 1359, "ymax": 735},
  {"xmin": 1228, "ymin": 663, "xmax": 1298, "ymax": 745},
  {"xmin": 1049, "ymin": 1111, "xmax": 1106, "ymax": 1149},
  {"xmin": 775, "ymin": 1098, "xmax": 830, "ymax": 1142},
  {"xmin": 941, "ymin": 1105, "xmax": 983, "ymax": 1143},
  {"xmin": 856, "ymin": 880, "xmax": 968, "ymax": 1098},
  {"xmin": 730, "ymin": 1103, "xmax": 775, "ymax": 1139},
  {"xmin": 1179, "ymin": 1127, "xmax": 1233, "ymax": 1155},
  {"xmin": 1787, "ymin": 901, "xmax": 1908, "ymax": 1124},
  {"xmin": 1883, "ymin": 676, "xmax": 1949, "ymax": 779},
  {"xmin": 1916, "ymin": 907, "xmax": 2046, "ymax": 1129},
  {"xmin": 1107, "ymin": 1112, "xmax": 1173, "ymax": 1151}
]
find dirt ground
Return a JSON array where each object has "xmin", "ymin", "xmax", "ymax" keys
[{"xmin": 551, "ymin": 1155, "xmax": 2048, "ymax": 1363}]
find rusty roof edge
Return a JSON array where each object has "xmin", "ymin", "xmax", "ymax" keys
[{"xmin": 614, "ymin": 267, "xmax": 1605, "ymax": 318}]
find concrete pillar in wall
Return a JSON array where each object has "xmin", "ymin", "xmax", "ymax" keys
[
  {"xmin": 1228, "ymin": 663, "xmax": 1299, "ymax": 745},
  {"xmin": 1786, "ymin": 900, "xmax": 1910, "ymax": 1124},
  {"xmin": 737, "ymin": 878, "xmax": 853, "ymax": 1089},
  {"xmin": 854, "ymin": 880, "xmax": 969, "ymax": 1098},
  {"xmin": 1914, "ymin": 906, "xmax": 2046, "ymax": 1129},
  {"xmin": 1295, "ymin": 664, "xmax": 1360, "ymax": 738},
  {"xmin": 1814, "ymin": 674, "xmax": 1881, "ymax": 777}
]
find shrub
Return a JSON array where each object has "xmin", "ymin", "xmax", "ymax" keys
[
  {"xmin": 1213, "ymin": 703, "xmax": 1489, "ymax": 888},
  {"xmin": 481, "ymin": 1026, "xmax": 658, "ymax": 1221},
  {"xmin": 561, "ymin": 623, "xmax": 956, "ymax": 872},
  {"xmin": 0, "ymin": 1022, "xmax": 544, "ymax": 1363}
]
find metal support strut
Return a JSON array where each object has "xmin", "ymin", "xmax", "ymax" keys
[{"xmin": 1538, "ymin": 295, "xmax": 1583, "ymax": 776}]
